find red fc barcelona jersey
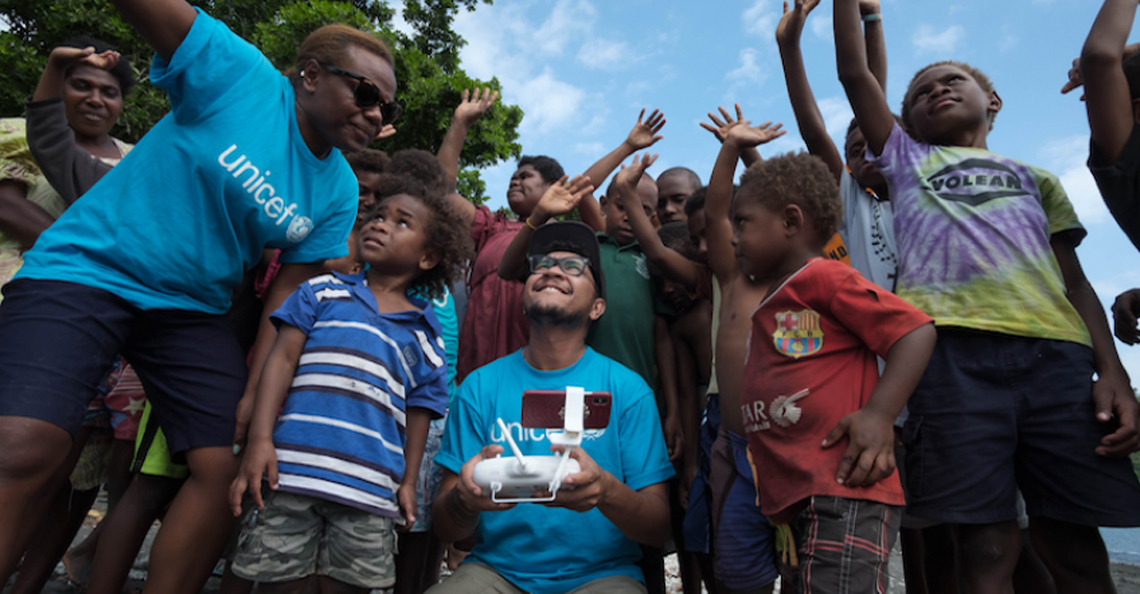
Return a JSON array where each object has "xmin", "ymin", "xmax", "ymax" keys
[{"xmin": 741, "ymin": 258, "xmax": 931, "ymax": 522}]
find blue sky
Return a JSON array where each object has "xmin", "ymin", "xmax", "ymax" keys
[{"xmin": 394, "ymin": 0, "xmax": 1140, "ymax": 384}]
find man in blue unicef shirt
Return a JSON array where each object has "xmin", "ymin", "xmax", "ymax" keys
[{"xmin": 430, "ymin": 221, "xmax": 674, "ymax": 594}]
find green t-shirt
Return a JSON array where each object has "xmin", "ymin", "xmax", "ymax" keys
[{"xmin": 587, "ymin": 235, "xmax": 659, "ymax": 389}]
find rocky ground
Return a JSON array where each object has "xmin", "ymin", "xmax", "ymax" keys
[{"xmin": 7, "ymin": 496, "xmax": 1140, "ymax": 593}]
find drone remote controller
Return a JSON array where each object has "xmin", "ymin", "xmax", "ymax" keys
[
  {"xmin": 471, "ymin": 389, "xmax": 599, "ymax": 503},
  {"xmin": 472, "ymin": 455, "xmax": 581, "ymax": 503}
]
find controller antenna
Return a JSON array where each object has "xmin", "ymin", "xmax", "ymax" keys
[{"xmin": 497, "ymin": 417, "xmax": 529, "ymax": 470}]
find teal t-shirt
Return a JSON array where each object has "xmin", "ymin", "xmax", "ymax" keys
[
  {"xmin": 586, "ymin": 235, "xmax": 658, "ymax": 388},
  {"xmin": 17, "ymin": 9, "xmax": 357, "ymax": 313},
  {"xmin": 435, "ymin": 348, "xmax": 674, "ymax": 593}
]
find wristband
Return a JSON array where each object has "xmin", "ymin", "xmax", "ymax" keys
[
  {"xmin": 525, "ymin": 217, "xmax": 539, "ymax": 231},
  {"xmin": 862, "ymin": 13, "xmax": 881, "ymax": 22}
]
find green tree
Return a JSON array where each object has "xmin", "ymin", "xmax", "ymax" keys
[{"xmin": 0, "ymin": 0, "xmax": 522, "ymax": 203}]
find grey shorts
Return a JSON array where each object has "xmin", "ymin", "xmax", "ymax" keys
[{"xmin": 231, "ymin": 490, "xmax": 397, "ymax": 589}]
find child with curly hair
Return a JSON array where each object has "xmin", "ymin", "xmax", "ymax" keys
[{"xmin": 228, "ymin": 174, "xmax": 473, "ymax": 593}]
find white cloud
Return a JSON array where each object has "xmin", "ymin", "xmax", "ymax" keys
[
  {"xmin": 515, "ymin": 67, "xmax": 587, "ymax": 135},
  {"xmin": 453, "ymin": 3, "xmax": 593, "ymax": 139},
  {"xmin": 534, "ymin": 0, "xmax": 598, "ymax": 55},
  {"xmin": 818, "ymin": 96, "xmax": 854, "ymax": 141},
  {"xmin": 911, "ymin": 24, "xmax": 966, "ymax": 55},
  {"xmin": 452, "ymin": 4, "xmax": 531, "ymax": 81},
  {"xmin": 1038, "ymin": 135, "xmax": 1110, "ymax": 225},
  {"xmin": 743, "ymin": 0, "xmax": 779, "ymax": 36},
  {"xmin": 578, "ymin": 39, "xmax": 628, "ymax": 70},
  {"xmin": 723, "ymin": 47, "xmax": 769, "ymax": 102},
  {"xmin": 810, "ymin": 11, "xmax": 832, "ymax": 41},
  {"xmin": 575, "ymin": 142, "xmax": 606, "ymax": 156},
  {"xmin": 725, "ymin": 47, "xmax": 770, "ymax": 103},
  {"xmin": 727, "ymin": 48, "xmax": 763, "ymax": 83}
]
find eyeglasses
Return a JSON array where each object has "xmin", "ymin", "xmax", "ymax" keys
[
  {"xmin": 319, "ymin": 63, "xmax": 402, "ymax": 126},
  {"xmin": 528, "ymin": 255, "xmax": 590, "ymax": 277}
]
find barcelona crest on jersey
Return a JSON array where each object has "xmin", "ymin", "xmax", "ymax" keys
[{"xmin": 773, "ymin": 309, "xmax": 824, "ymax": 359}]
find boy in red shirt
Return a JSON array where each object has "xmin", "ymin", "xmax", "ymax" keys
[{"xmin": 731, "ymin": 148, "xmax": 935, "ymax": 592}]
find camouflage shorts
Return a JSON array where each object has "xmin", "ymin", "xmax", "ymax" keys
[{"xmin": 231, "ymin": 490, "xmax": 396, "ymax": 589}]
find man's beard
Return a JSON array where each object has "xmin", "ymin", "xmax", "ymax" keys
[{"xmin": 526, "ymin": 303, "xmax": 589, "ymax": 329}]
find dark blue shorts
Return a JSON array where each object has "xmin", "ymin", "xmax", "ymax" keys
[
  {"xmin": 682, "ymin": 393, "xmax": 719, "ymax": 554},
  {"xmin": 0, "ymin": 279, "xmax": 247, "ymax": 456},
  {"xmin": 902, "ymin": 328, "xmax": 1140, "ymax": 527},
  {"xmin": 709, "ymin": 427, "xmax": 778, "ymax": 590}
]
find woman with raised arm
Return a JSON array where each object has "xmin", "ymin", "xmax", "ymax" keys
[{"xmin": 0, "ymin": 0, "xmax": 400, "ymax": 592}]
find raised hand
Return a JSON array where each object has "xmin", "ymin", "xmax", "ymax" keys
[
  {"xmin": 700, "ymin": 104, "xmax": 752, "ymax": 144},
  {"xmin": 724, "ymin": 120, "xmax": 786, "ymax": 148},
  {"xmin": 1062, "ymin": 43, "xmax": 1140, "ymax": 98},
  {"xmin": 49, "ymin": 46, "xmax": 121, "ymax": 71},
  {"xmin": 1113, "ymin": 288, "xmax": 1140, "ymax": 345},
  {"xmin": 625, "ymin": 108, "xmax": 666, "ymax": 151},
  {"xmin": 1060, "ymin": 57, "xmax": 1086, "ymax": 99},
  {"xmin": 532, "ymin": 174, "xmax": 595, "ymax": 222},
  {"xmin": 776, "ymin": 0, "xmax": 821, "ymax": 45},
  {"xmin": 453, "ymin": 87, "xmax": 500, "ymax": 127},
  {"xmin": 614, "ymin": 153, "xmax": 659, "ymax": 189}
]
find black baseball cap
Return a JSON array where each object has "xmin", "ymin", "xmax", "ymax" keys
[{"xmin": 527, "ymin": 221, "xmax": 606, "ymax": 299}]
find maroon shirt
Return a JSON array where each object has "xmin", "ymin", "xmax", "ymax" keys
[{"xmin": 456, "ymin": 205, "xmax": 530, "ymax": 384}]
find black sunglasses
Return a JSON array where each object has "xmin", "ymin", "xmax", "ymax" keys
[{"xmin": 319, "ymin": 63, "xmax": 402, "ymax": 126}]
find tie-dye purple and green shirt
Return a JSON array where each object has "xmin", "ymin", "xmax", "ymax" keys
[{"xmin": 870, "ymin": 123, "xmax": 1090, "ymax": 347}]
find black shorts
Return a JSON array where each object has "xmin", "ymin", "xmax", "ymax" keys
[
  {"xmin": 902, "ymin": 328, "xmax": 1140, "ymax": 527},
  {"xmin": 0, "ymin": 279, "xmax": 247, "ymax": 457}
]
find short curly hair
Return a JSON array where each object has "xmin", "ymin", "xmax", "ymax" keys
[
  {"xmin": 345, "ymin": 148, "xmax": 389, "ymax": 175},
  {"xmin": 658, "ymin": 221, "xmax": 694, "ymax": 259},
  {"xmin": 518, "ymin": 155, "xmax": 565, "ymax": 184},
  {"xmin": 386, "ymin": 149, "xmax": 448, "ymax": 198},
  {"xmin": 901, "ymin": 60, "xmax": 997, "ymax": 134},
  {"xmin": 684, "ymin": 187, "xmax": 707, "ymax": 217},
  {"xmin": 737, "ymin": 152, "xmax": 842, "ymax": 243},
  {"xmin": 360, "ymin": 174, "xmax": 473, "ymax": 300}
]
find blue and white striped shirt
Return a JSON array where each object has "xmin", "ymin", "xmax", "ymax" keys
[{"xmin": 270, "ymin": 271, "xmax": 448, "ymax": 517}]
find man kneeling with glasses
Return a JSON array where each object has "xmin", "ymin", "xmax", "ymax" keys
[{"xmin": 430, "ymin": 221, "xmax": 674, "ymax": 594}]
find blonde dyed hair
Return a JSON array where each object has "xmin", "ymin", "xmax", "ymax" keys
[{"xmin": 286, "ymin": 24, "xmax": 393, "ymax": 83}]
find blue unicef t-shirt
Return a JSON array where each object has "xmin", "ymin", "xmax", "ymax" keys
[
  {"xmin": 435, "ymin": 348, "xmax": 675, "ymax": 593},
  {"xmin": 17, "ymin": 10, "xmax": 357, "ymax": 313}
]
